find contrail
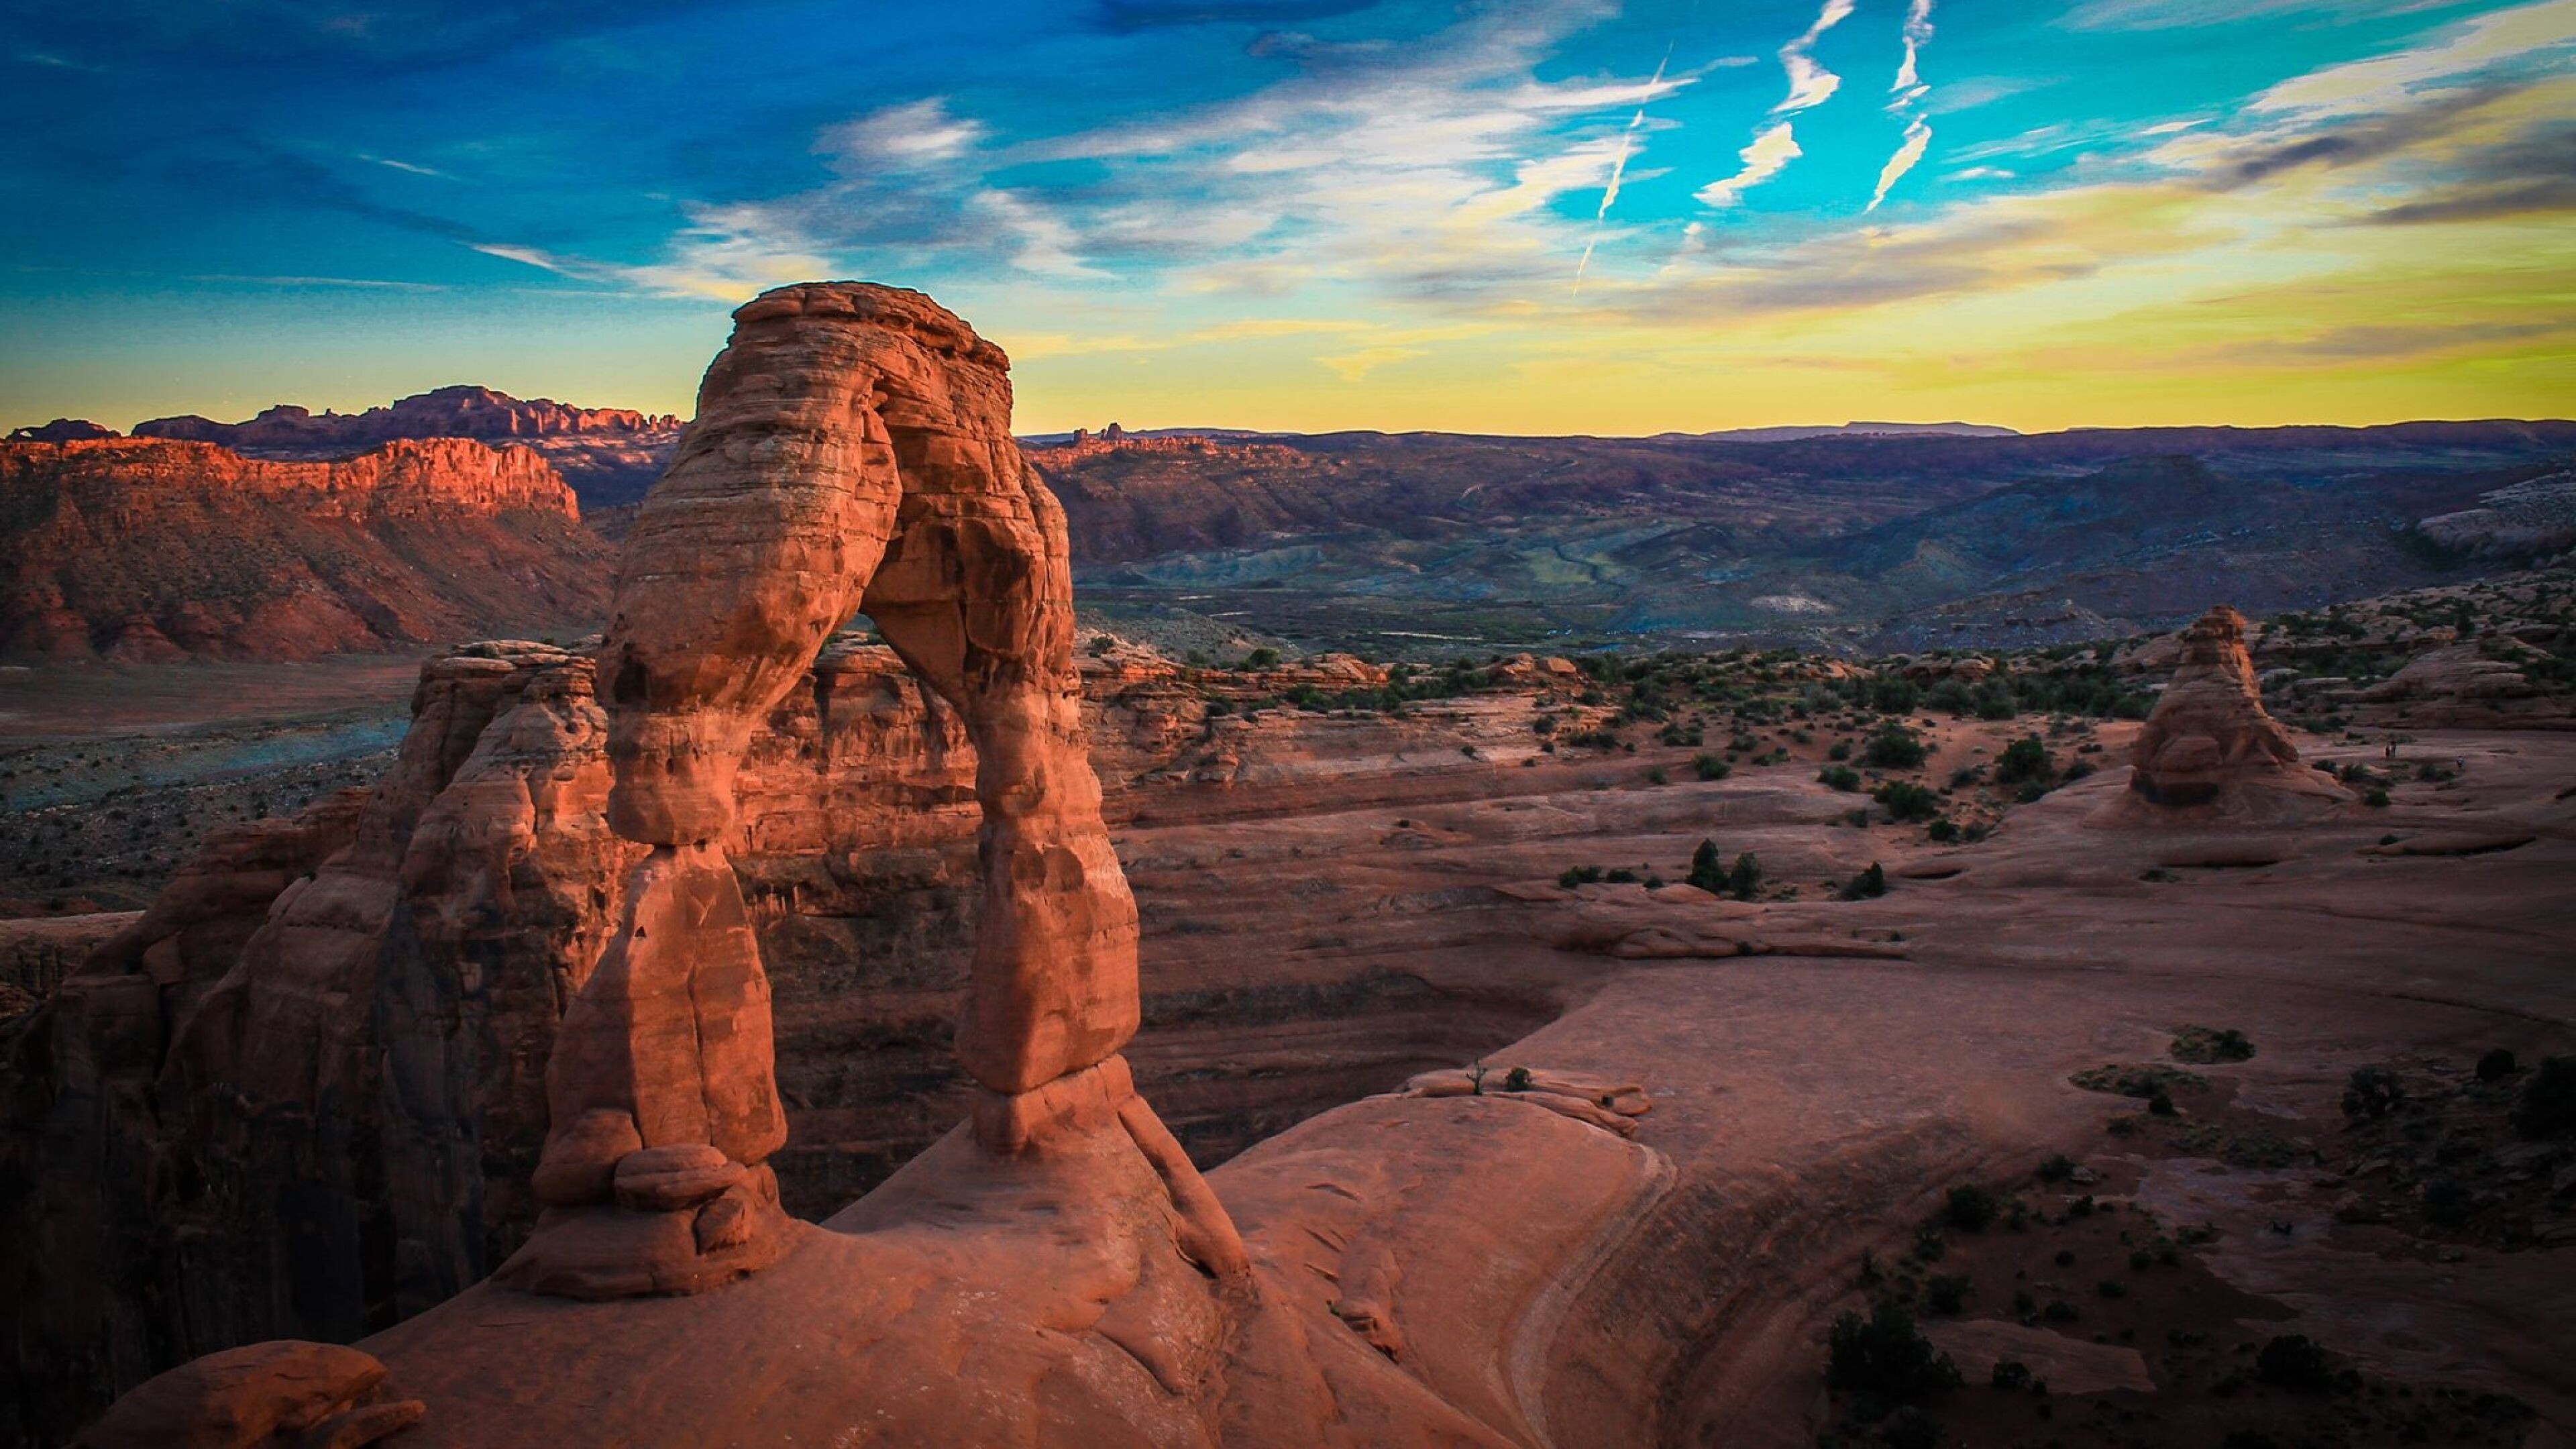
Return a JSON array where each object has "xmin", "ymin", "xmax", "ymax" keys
[{"xmin": 1574, "ymin": 40, "xmax": 1676, "ymax": 294}]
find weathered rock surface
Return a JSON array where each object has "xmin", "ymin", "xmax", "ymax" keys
[
  {"xmin": 0, "ymin": 437, "xmax": 610, "ymax": 660},
  {"xmin": 2098, "ymin": 604, "xmax": 2351, "ymax": 824},
  {"xmin": 73, "ymin": 1340, "xmax": 421, "ymax": 1449}
]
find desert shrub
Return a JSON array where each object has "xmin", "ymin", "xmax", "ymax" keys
[
  {"xmin": 1686, "ymin": 839, "xmax": 1727, "ymax": 894},
  {"xmin": 1240, "ymin": 646, "xmax": 1281, "ymax": 669},
  {"xmin": 1926, "ymin": 818, "xmax": 1960, "ymax": 843},
  {"xmin": 1841, "ymin": 863, "xmax": 1888, "ymax": 900},
  {"xmin": 1727, "ymin": 852, "xmax": 1763, "ymax": 900},
  {"xmin": 1863, "ymin": 727, "xmax": 1929, "ymax": 770},
  {"xmin": 1943, "ymin": 1185, "xmax": 2000, "ymax": 1232},
  {"xmin": 1819, "ymin": 765, "xmax": 1862, "ymax": 792},
  {"xmin": 1994, "ymin": 737, "xmax": 2053, "ymax": 786},
  {"xmin": 1087, "ymin": 635, "xmax": 1115, "ymax": 656},
  {"xmin": 2096, "ymin": 1279, "xmax": 2127, "ymax": 1299},
  {"xmin": 1604, "ymin": 868, "xmax": 1640, "ymax": 883},
  {"xmin": 2070, "ymin": 1063, "xmax": 2206, "ymax": 1099},
  {"xmin": 2513, "ymin": 1055, "xmax": 2576, "ymax": 1138},
  {"xmin": 2035, "ymin": 1154, "xmax": 2078, "ymax": 1183},
  {"xmin": 1558, "ymin": 865, "xmax": 1605, "ymax": 888},
  {"xmin": 1825, "ymin": 1301, "xmax": 1962, "ymax": 1402},
  {"xmin": 2170, "ymin": 1025, "xmax": 2255, "ymax": 1063},
  {"xmin": 1874, "ymin": 782, "xmax": 1941, "ymax": 822},
  {"xmin": 1926, "ymin": 679, "xmax": 1975, "ymax": 716},
  {"xmin": 2255, "ymin": 1334, "xmax": 2334, "ymax": 1393},
  {"xmin": 2342, "ymin": 1065, "xmax": 2406, "ymax": 1120},
  {"xmin": 2363, "ymin": 787, "xmax": 2391, "ymax": 808},
  {"xmin": 1502, "ymin": 1066, "xmax": 1534, "ymax": 1093},
  {"xmin": 1973, "ymin": 684, "xmax": 2019, "ymax": 721},
  {"xmin": 1879, "ymin": 1407, "xmax": 1941, "ymax": 1449},
  {"xmin": 1870, "ymin": 678, "xmax": 1921, "ymax": 715},
  {"xmin": 1646, "ymin": 766, "xmax": 1670, "ymax": 786},
  {"xmin": 2477, "ymin": 1048, "xmax": 2518, "ymax": 1082},
  {"xmin": 1990, "ymin": 1360, "xmax": 2033, "ymax": 1392},
  {"xmin": 1693, "ymin": 753, "xmax": 1732, "ymax": 782},
  {"xmin": 1924, "ymin": 1274, "xmax": 1971, "ymax": 1315},
  {"xmin": 1828, "ymin": 740, "xmax": 1853, "ymax": 761},
  {"xmin": 2422, "ymin": 1176, "xmax": 2473, "ymax": 1228}
]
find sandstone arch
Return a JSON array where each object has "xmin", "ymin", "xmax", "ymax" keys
[{"xmin": 502, "ymin": 282, "xmax": 1206, "ymax": 1296}]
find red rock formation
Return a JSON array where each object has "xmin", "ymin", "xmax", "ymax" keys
[
  {"xmin": 509, "ymin": 280, "xmax": 1204, "ymax": 1297},
  {"xmin": 74, "ymin": 1340, "xmax": 422, "ymax": 1449},
  {"xmin": 2099, "ymin": 604, "xmax": 2351, "ymax": 823},
  {"xmin": 0, "ymin": 437, "xmax": 610, "ymax": 660}
]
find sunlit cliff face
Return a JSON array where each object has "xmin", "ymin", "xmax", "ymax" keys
[{"xmin": 4, "ymin": 0, "xmax": 2571, "ymax": 434}]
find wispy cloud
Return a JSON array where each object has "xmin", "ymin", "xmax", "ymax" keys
[
  {"xmin": 1773, "ymin": 0, "xmax": 1858, "ymax": 115},
  {"xmin": 1697, "ymin": 122, "xmax": 1803, "ymax": 208},
  {"xmin": 1870, "ymin": 0, "xmax": 1937, "ymax": 212},
  {"xmin": 1869, "ymin": 117, "xmax": 1935, "ymax": 211},
  {"xmin": 1892, "ymin": 0, "xmax": 1936, "ymax": 93},
  {"xmin": 1318, "ymin": 344, "xmax": 1428, "ymax": 380},
  {"xmin": 359, "ymin": 153, "xmax": 450, "ymax": 179},
  {"xmin": 816, "ymin": 97, "xmax": 989, "ymax": 172}
]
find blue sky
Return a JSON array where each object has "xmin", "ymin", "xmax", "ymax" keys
[{"xmin": 3, "ymin": 0, "xmax": 2571, "ymax": 433}]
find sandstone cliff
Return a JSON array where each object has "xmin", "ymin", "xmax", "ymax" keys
[{"xmin": 0, "ymin": 437, "xmax": 612, "ymax": 661}]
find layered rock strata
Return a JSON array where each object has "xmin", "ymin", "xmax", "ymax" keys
[{"xmin": 0, "ymin": 437, "xmax": 610, "ymax": 660}]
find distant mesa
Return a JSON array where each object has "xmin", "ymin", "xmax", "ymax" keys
[
  {"xmin": 6, "ymin": 419, "xmax": 120, "ymax": 442},
  {"xmin": 1677, "ymin": 420, "xmax": 2021, "ymax": 443},
  {"xmin": 132, "ymin": 384, "xmax": 678, "ymax": 452}
]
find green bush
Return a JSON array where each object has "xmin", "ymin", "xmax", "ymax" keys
[
  {"xmin": 2477, "ymin": 1048, "xmax": 2518, "ymax": 1082},
  {"xmin": 1819, "ymin": 765, "xmax": 1862, "ymax": 792},
  {"xmin": 1558, "ymin": 865, "xmax": 1604, "ymax": 888},
  {"xmin": 1990, "ymin": 1359, "xmax": 2033, "ymax": 1391},
  {"xmin": 1240, "ymin": 646, "xmax": 1282, "ymax": 669},
  {"xmin": 1825, "ymin": 1301, "xmax": 1962, "ymax": 1402},
  {"xmin": 1870, "ymin": 678, "xmax": 1921, "ymax": 715},
  {"xmin": 1943, "ymin": 1185, "xmax": 2000, "ymax": 1232},
  {"xmin": 1994, "ymin": 736, "xmax": 2053, "ymax": 786},
  {"xmin": 1926, "ymin": 818, "xmax": 1960, "ymax": 843},
  {"xmin": 1874, "ymin": 782, "xmax": 1941, "ymax": 822},
  {"xmin": 2513, "ymin": 1055, "xmax": 2576, "ymax": 1138},
  {"xmin": 1925, "ymin": 1274, "xmax": 1970, "ymax": 1315},
  {"xmin": 2342, "ymin": 1065, "xmax": 2406, "ymax": 1120},
  {"xmin": 1863, "ymin": 727, "xmax": 1929, "ymax": 770},
  {"xmin": 2169, "ymin": 1025, "xmax": 2255, "ymax": 1063},
  {"xmin": 2255, "ymin": 1334, "xmax": 2334, "ymax": 1393},
  {"xmin": 1727, "ymin": 852, "xmax": 1763, "ymax": 900},
  {"xmin": 1685, "ymin": 839, "xmax": 1727, "ymax": 894},
  {"xmin": 1693, "ymin": 753, "xmax": 1732, "ymax": 782},
  {"xmin": 1841, "ymin": 863, "xmax": 1888, "ymax": 900}
]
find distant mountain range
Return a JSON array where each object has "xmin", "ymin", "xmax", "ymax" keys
[{"xmin": 8, "ymin": 388, "xmax": 2571, "ymax": 659}]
